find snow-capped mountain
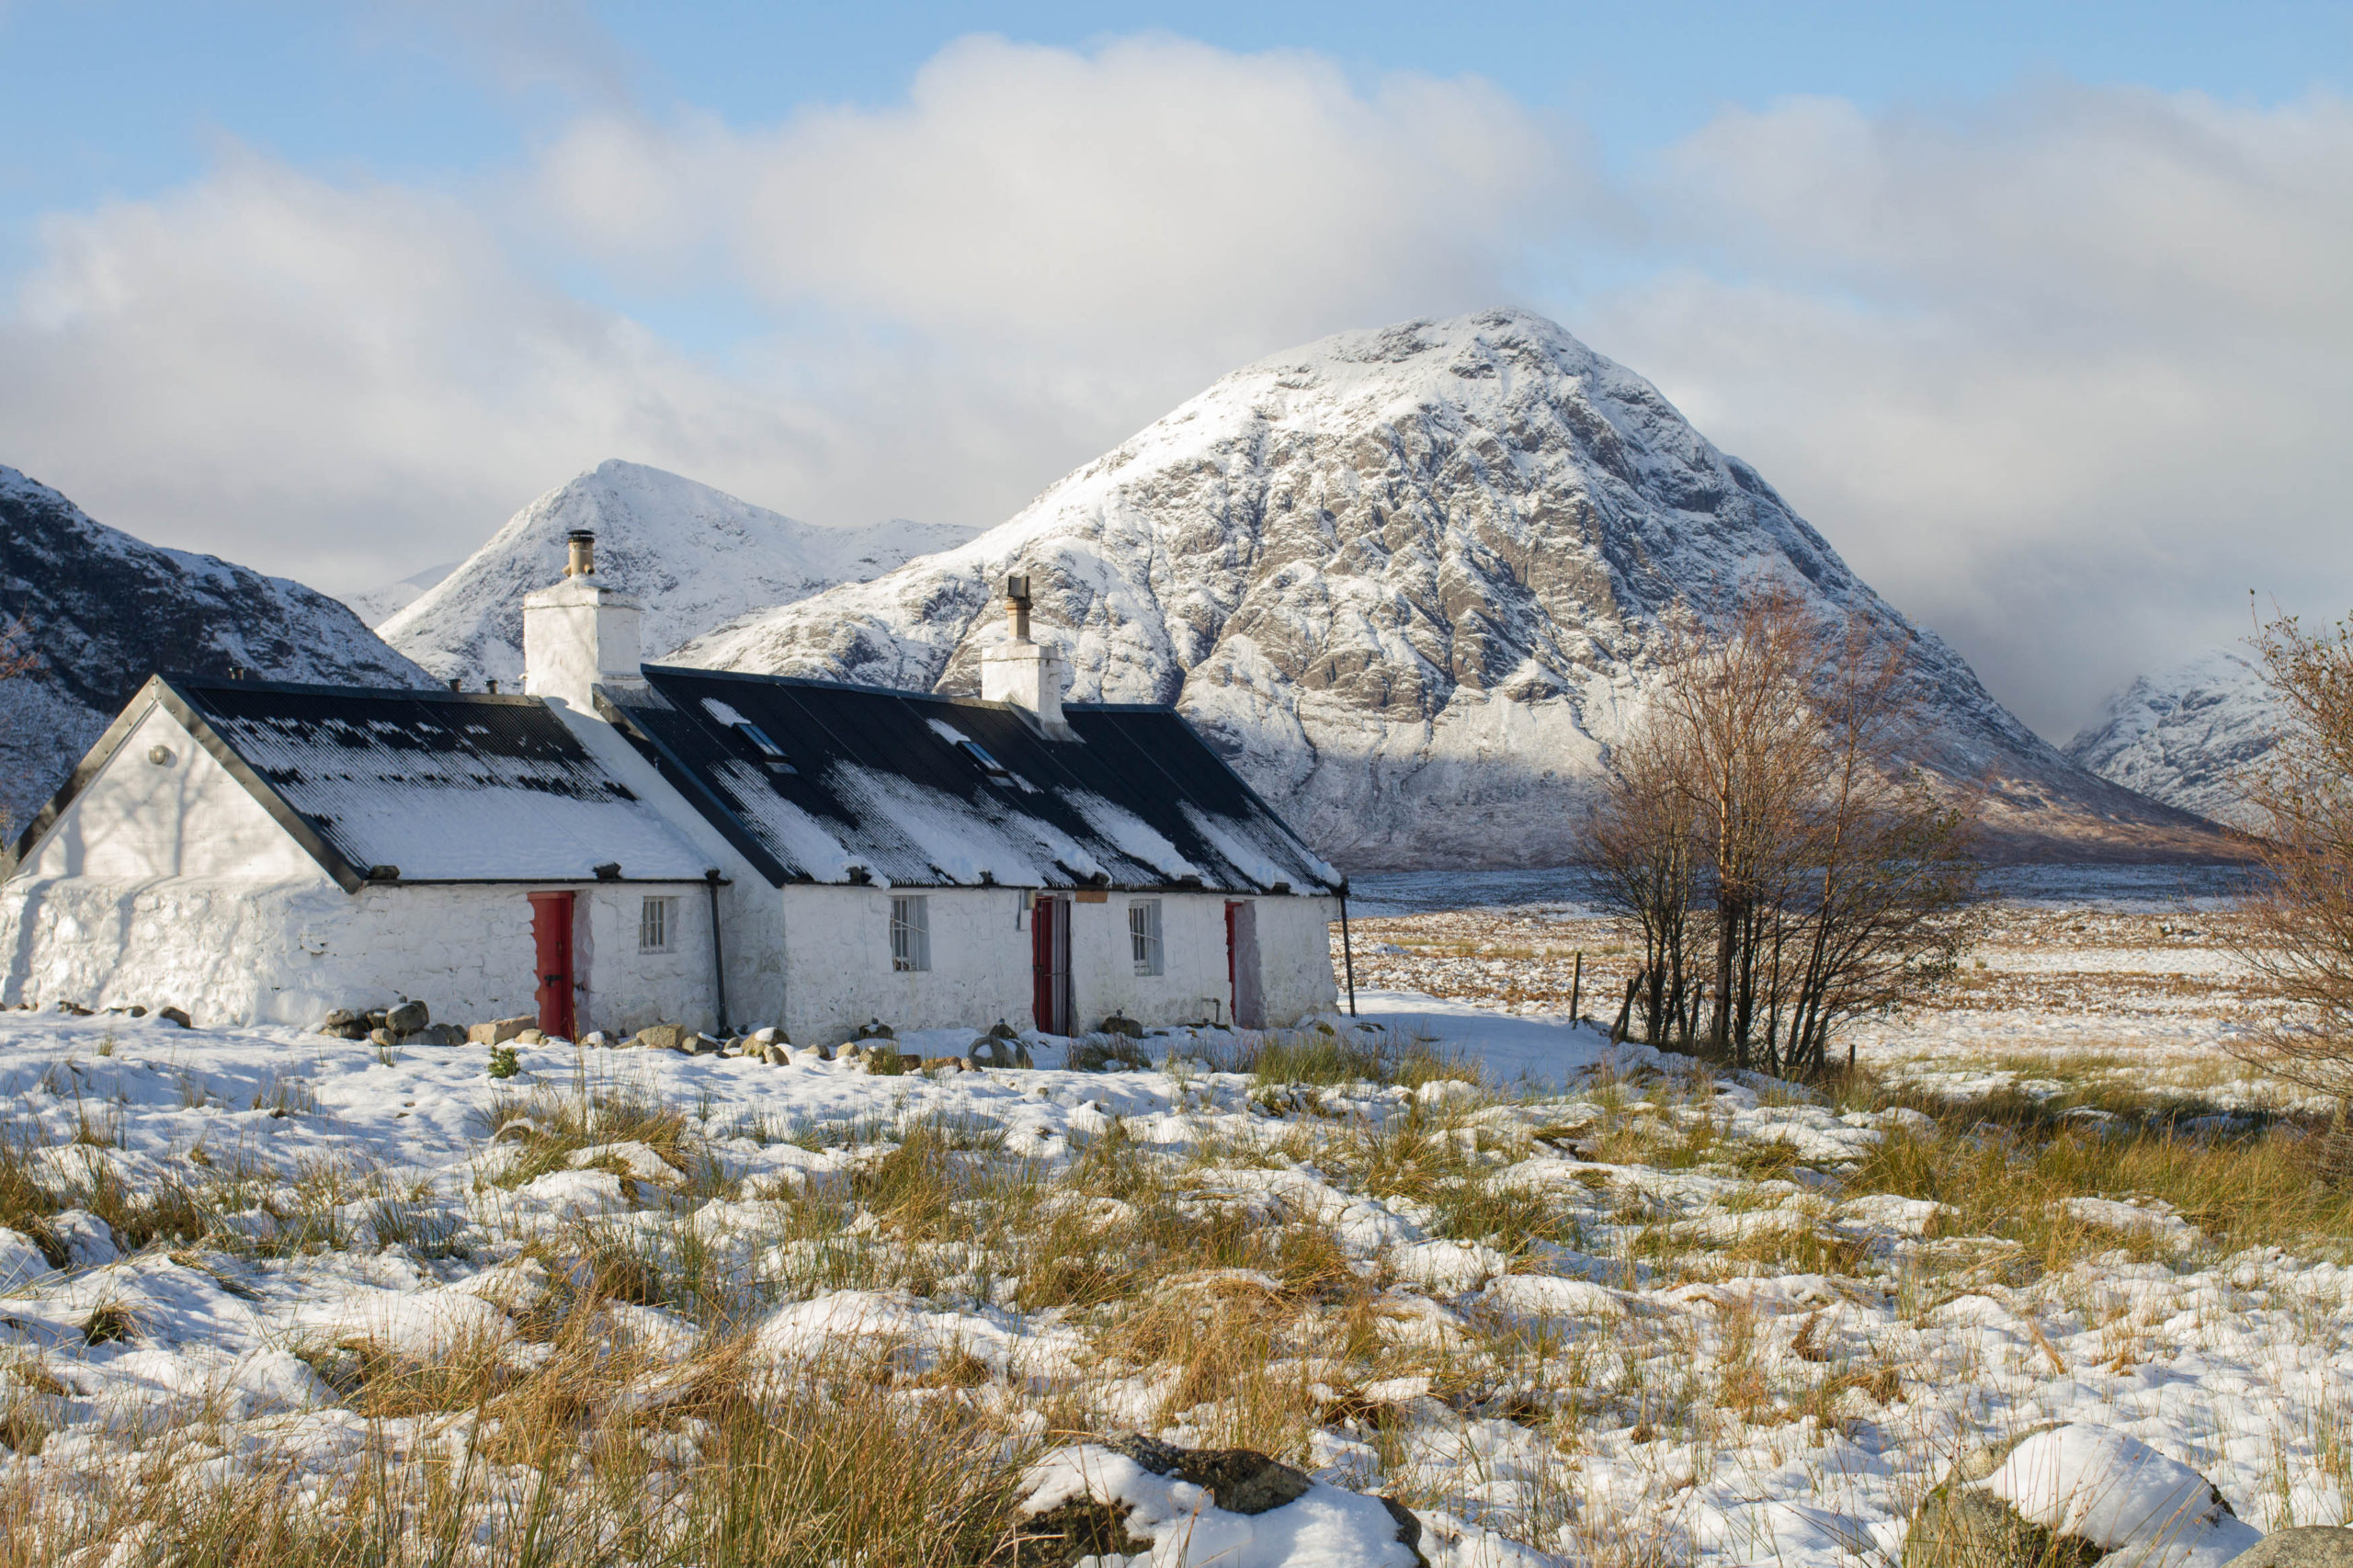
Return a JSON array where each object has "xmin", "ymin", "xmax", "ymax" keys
[
  {"xmin": 0, "ymin": 466, "xmax": 433, "ymax": 835},
  {"xmin": 2064, "ymin": 647, "xmax": 2279, "ymax": 830},
  {"xmin": 340, "ymin": 561, "xmax": 460, "ymax": 628},
  {"xmin": 381, "ymin": 461, "xmax": 976, "ymax": 687},
  {"xmin": 677, "ymin": 309, "xmax": 2229, "ymax": 869}
]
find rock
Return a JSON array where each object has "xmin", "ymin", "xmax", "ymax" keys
[
  {"xmin": 845, "ymin": 1040, "xmax": 907, "ymax": 1075},
  {"xmin": 967, "ymin": 1035, "xmax": 1032, "ymax": 1070},
  {"xmin": 634, "ymin": 1024, "xmax": 688, "ymax": 1052},
  {"xmin": 515, "ymin": 1028, "xmax": 547, "ymax": 1046},
  {"xmin": 1379, "ymin": 1496, "xmax": 1429, "ymax": 1566},
  {"xmin": 55, "ymin": 1000, "xmax": 93, "ymax": 1016},
  {"xmin": 2227, "ymin": 1528, "xmax": 2353, "ymax": 1567},
  {"xmin": 468, "ymin": 1016, "xmax": 534, "ymax": 1046},
  {"xmin": 761, "ymin": 1042, "xmax": 791, "ymax": 1065},
  {"xmin": 385, "ymin": 1000, "xmax": 429, "ymax": 1033},
  {"xmin": 365, "ymin": 1009, "xmax": 389, "ymax": 1029},
  {"xmin": 920, "ymin": 1056, "xmax": 966, "ymax": 1076},
  {"xmin": 1101, "ymin": 1431, "xmax": 1311, "ymax": 1516},
  {"xmin": 1098, "ymin": 1011, "xmax": 1143, "ymax": 1039},
  {"xmin": 323, "ymin": 1008, "xmax": 362, "ymax": 1028},
  {"xmin": 692, "ymin": 1032, "xmax": 726, "ymax": 1054},
  {"xmin": 983, "ymin": 1019, "xmax": 1019, "ymax": 1040},
  {"xmin": 369, "ymin": 1027, "xmax": 399, "ymax": 1048},
  {"xmin": 1905, "ymin": 1424, "xmax": 2254, "ymax": 1568},
  {"xmin": 580, "ymin": 1031, "xmax": 610, "ymax": 1048},
  {"xmin": 154, "ymin": 1006, "xmax": 192, "ymax": 1028},
  {"xmin": 412, "ymin": 1023, "xmax": 466, "ymax": 1047},
  {"xmin": 321, "ymin": 1021, "xmax": 369, "ymax": 1040},
  {"xmin": 749, "ymin": 1026, "xmax": 786, "ymax": 1045}
]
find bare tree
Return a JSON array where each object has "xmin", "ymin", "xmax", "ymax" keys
[
  {"xmin": 2226, "ymin": 611, "xmax": 2353, "ymax": 1131},
  {"xmin": 1586, "ymin": 588, "xmax": 1981, "ymax": 1074},
  {"xmin": 1582, "ymin": 722, "xmax": 1702, "ymax": 1046}
]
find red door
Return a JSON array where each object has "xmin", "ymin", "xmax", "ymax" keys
[
  {"xmin": 529, "ymin": 892, "xmax": 575, "ymax": 1040},
  {"xmin": 1225, "ymin": 900, "xmax": 1241, "ymax": 1026},
  {"xmin": 1030, "ymin": 896, "xmax": 1070, "ymax": 1034}
]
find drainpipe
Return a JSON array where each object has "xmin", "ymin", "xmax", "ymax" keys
[
  {"xmin": 704, "ymin": 869, "xmax": 730, "ymax": 1035},
  {"xmin": 1337, "ymin": 881, "xmax": 1358, "ymax": 1017}
]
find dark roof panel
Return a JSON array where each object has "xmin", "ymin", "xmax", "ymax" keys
[
  {"xmin": 169, "ymin": 677, "xmax": 713, "ymax": 881},
  {"xmin": 608, "ymin": 667, "xmax": 1337, "ymax": 894}
]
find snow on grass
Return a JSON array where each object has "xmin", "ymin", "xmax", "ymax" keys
[{"xmin": 0, "ymin": 1001, "xmax": 2348, "ymax": 1564}]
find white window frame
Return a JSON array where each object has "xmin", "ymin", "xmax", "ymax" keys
[
  {"xmin": 890, "ymin": 895, "xmax": 930, "ymax": 972},
  {"xmin": 639, "ymin": 895, "xmax": 676, "ymax": 954},
  {"xmin": 1129, "ymin": 898, "xmax": 1165, "ymax": 977}
]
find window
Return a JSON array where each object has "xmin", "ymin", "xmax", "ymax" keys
[
  {"xmin": 1129, "ymin": 899, "xmax": 1165, "ymax": 976},
  {"xmin": 640, "ymin": 896, "xmax": 676, "ymax": 953},
  {"xmin": 891, "ymin": 896, "xmax": 930, "ymax": 972},
  {"xmin": 735, "ymin": 722, "xmax": 796, "ymax": 773}
]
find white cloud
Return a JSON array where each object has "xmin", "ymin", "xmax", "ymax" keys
[
  {"xmin": 535, "ymin": 34, "xmax": 1589, "ymax": 359},
  {"xmin": 1591, "ymin": 85, "xmax": 2353, "ymax": 736}
]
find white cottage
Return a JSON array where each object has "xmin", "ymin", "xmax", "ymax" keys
[{"xmin": 1, "ymin": 537, "xmax": 1345, "ymax": 1042}]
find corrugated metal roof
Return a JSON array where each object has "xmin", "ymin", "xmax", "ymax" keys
[
  {"xmin": 171, "ymin": 677, "xmax": 714, "ymax": 882},
  {"xmin": 606, "ymin": 667, "xmax": 1339, "ymax": 894}
]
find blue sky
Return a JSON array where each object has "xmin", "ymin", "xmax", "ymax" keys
[{"xmin": 1, "ymin": 2, "xmax": 2347, "ymax": 735}]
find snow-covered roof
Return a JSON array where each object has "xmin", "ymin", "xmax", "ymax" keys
[
  {"xmin": 17, "ymin": 676, "xmax": 716, "ymax": 889},
  {"xmin": 603, "ymin": 667, "xmax": 1340, "ymax": 895}
]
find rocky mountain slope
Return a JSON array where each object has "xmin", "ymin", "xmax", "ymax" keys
[
  {"xmin": 676, "ymin": 309, "xmax": 2233, "ymax": 869},
  {"xmin": 2064, "ymin": 647, "xmax": 2279, "ymax": 830},
  {"xmin": 0, "ymin": 466, "xmax": 432, "ymax": 835},
  {"xmin": 339, "ymin": 561, "xmax": 460, "ymax": 628},
  {"xmin": 381, "ymin": 461, "xmax": 975, "ymax": 688}
]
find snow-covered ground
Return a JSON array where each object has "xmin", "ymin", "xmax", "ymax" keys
[{"xmin": 2, "ymin": 971, "xmax": 2346, "ymax": 1565}]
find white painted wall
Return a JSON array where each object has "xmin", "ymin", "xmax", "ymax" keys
[
  {"xmin": 21, "ymin": 703, "xmax": 324, "ymax": 884},
  {"xmin": 0, "ymin": 874, "xmax": 733, "ymax": 1031},
  {"xmin": 774, "ymin": 885, "xmax": 1335, "ymax": 1045}
]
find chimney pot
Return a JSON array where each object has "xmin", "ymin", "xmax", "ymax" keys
[
  {"xmin": 1004, "ymin": 573, "xmax": 1032, "ymax": 643},
  {"xmin": 564, "ymin": 530, "xmax": 597, "ymax": 578}
]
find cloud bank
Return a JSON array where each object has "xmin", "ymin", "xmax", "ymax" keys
[{"xmin": 1, "ymin": 34, "xmax": 2346, "ymax": 738}]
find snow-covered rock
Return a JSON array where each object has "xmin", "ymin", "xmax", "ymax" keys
[
  {"xmin": 2065, "ymin": 646, "xmax": 2279, "ymax": 830},
  {"xmin": 381, "ymin": 460, "xmax": 974, "ymax": 687},
  {"xmin": 676, "ymin": 309, "xmax": 2224, "ymax": 869},
  {"xmin": 1909, "ymin": 1424, "xmax": 2260, "ymax": 1568},
  {"xmin": 337, "ymin": 561, "xmax": 460, "ymax": 628},
  {"xmin": 0, "ymin": 466, "xmax": 432, "ymax": 832}
]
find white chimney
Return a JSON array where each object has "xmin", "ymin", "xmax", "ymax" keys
[
  {"xmin": 523, "ymin": 529, "xmax": 646, "ymax": 711},
  {"xmin": 981, "ymin": 572, "xmax": 1076, "ymax": 739}
]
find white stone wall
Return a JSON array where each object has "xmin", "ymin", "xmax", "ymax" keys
[
  {"xmin": 21, "ymin": 704, "xmax": 323, "ymax": 883},
  {"xmin": 774, "ymin": 885, "xmax": 1335, "ymax": 1044},
  {"xmin": 0, "ymin": 875, "xmax": 734, "ymax": 1031},
  {"xmin": 779, "ymin": 885, "xmax": 1034, "ymax": 1046},
  {"xmin": 1250, "ymin": 894, "xmax": 1343, "ymax": 1025}
]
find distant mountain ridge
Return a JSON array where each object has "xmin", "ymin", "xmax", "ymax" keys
[
  {"xmin": 381, "ymin": 460, "xmax": 976, "ymax": 688},
  {"xmin": 676, "ymin": 308, "xmax": 2234, "ymax": 869},
  {"xmin": 341, "ymin": 561, "xmax": 460, "ymax": 628},
  {"xmin": 0, "ymin": 466, "xmax": 432, "ymax": 833},
  {"xmin": 2065, "ymin": 647, "xmax": 2279, "ymax": 831}
]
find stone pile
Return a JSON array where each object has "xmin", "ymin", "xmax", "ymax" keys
[{"xmin": 319, "ymin": 1001, "xmax": 464, "ymax": 1047}]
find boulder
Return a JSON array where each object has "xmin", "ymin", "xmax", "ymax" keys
[
  {"xmin": 749, "ymin": 1026, "xmax": 787, "ymax": 1045},
  {"xmin": 852, "ymin": 1018, "xmax": 896, "ymax": 1041},
  {"xmin": 468, "ymin": 1016, "xmax": 534, "ymax": 1047},
  {"xmin": 413, "ymin": 1023, "xmax": 466, "ymax": 1047},
  {"xmin": 321, "ymin": 1020, "xmax": 370, "ymax": 1040},
  {"xmin": 580, "ymin": 1031, "xmax": 610, "ymax": 1049},
  {"xmin": 1103, "ymin": 1431, "xmax": 1311, "ymax": 1515},
  {"xmin": 983, "ymin": 1019, "xmax": 1020, "ymax": 1041},
  {"xmin": 634, "ymin": 1024, "xmax": 688, "ymax": 1052},
  {"xmin": 692, "ymin": 1033, "xmax": 726, "ymax": 1055},
  {"xmin": 1098, "ymin": 1011, "xmax": 1143, "ymax": 1040},
  {"xmin": 1905, "ymin": 1424, "xmax": 2256, "ymax": 1568},
  {"xmin": 385, "ymin": 1000, "xmax": 429, "ymax": 1034},
  {"xmin": 2227, "ymin": 1528, "xmax": 2353, "ymax": 1567},
  {"xmin": 515, "ymin": 1028, "xmax": 547, "ymax": 1046},
  {"xmin": 369, "ymin": 1027, "xmax": 399, "ymax": 1049},
  {"xmin": 967, "ymin": 1035, "xmax": 1033, "ymax": 1070},
  {"xmin": 154, "ymin": 1006, "xmax": 192, "ymax": 1028},
  {"xmin": 323, "ymin": 1008, "xmax": 362, "ymax": 1029},
  {"xmin": 761, "ymin": 1042, "xmax": 792, "ymax": 1066}
]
